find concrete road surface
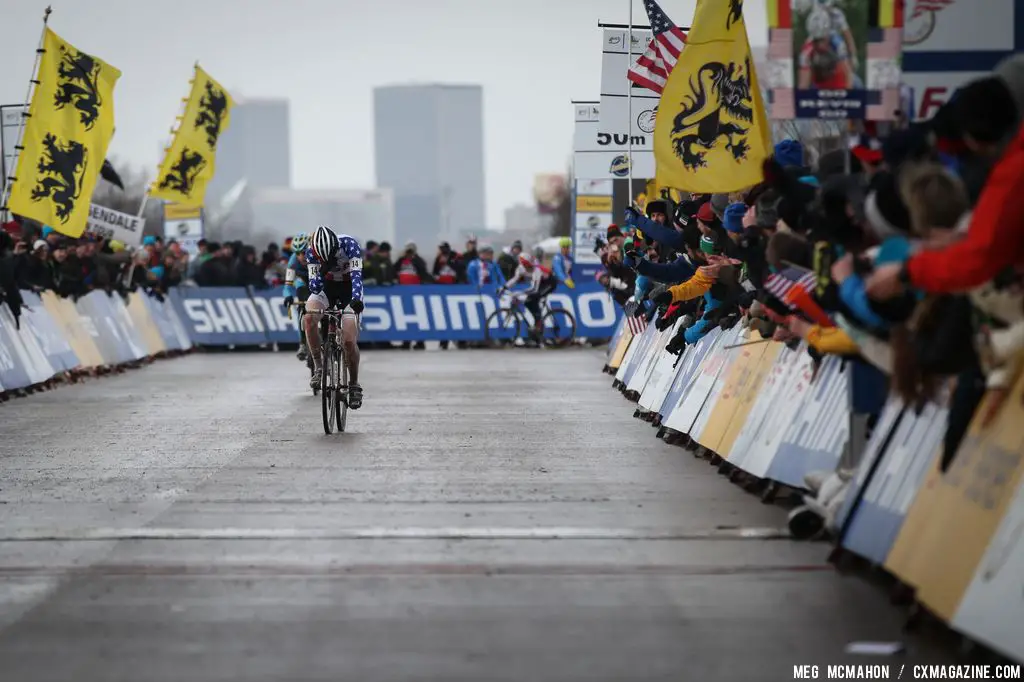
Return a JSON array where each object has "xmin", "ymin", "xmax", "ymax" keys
[{"xmin": 0, "ymin": 349, "xmax": 954, "ymax": 681}]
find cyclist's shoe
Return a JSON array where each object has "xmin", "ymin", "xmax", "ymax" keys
[
  {"xmin": 296, "ymin": 344, "xmax": 308, "ymax": 362},
  {"xmin": 348, "ymin": 383, "xmax": 363, "ymax": 410},
  {"xmin": 310, "ymin": 367, "xmax": 322, "ymax": 390}
]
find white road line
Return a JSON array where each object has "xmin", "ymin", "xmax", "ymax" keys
[{"xmin": 0, "ymin": 526, "xmax": 790, "ymax": 541}]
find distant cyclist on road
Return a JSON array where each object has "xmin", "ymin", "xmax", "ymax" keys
[
  {"xmin": 500, "ymin": 246, "xmax": 557, "ymax": 339},
  {"xmin": 552, "ymin": 237, "xmax": 575, "ymax": 290},
  {"xmin": 282, "ymin": 232, "xmax": 311, "ymax": 362},
  {"xmin": 283, "ymin": 225, "xmax": 365, "ymax": 408}
]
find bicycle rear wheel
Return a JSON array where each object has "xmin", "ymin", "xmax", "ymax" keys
[
  {"xmin": 484, "ymin": 308, "xmax": 522, "ymax": 346},
  {"xmin": 336, "ymin": 346, "xmax": 348, "ymax": 433},
  {"xmin": 321, "ymin": 333, "xmax": 336, "ymax": 434},
  {"xmin": 540, "ymin": 308, "xmax": 576, "ymax": 348}
]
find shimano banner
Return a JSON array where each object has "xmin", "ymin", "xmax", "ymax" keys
[{"xmin": 169, "ymin": 283, "xmax": 622, "ymax": 345}]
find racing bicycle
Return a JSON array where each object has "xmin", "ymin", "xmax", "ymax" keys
[
  {"xmin": 318, "ymin": 307, "xmax": 351, "ymax": 434},
  {"xmin": 288, "ymin": 302, "xmax": 352, "ymax": 434},
  {"xmin": 484, "ymin": 290, "xmax": 576, "ymax": 348}
]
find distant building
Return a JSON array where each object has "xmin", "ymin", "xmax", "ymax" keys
[
  {"xmin": 373, "ymin": 84, "xmax": 485, "ymax": 248},
  {"xmin": 244, "ymin": 188, "xmax": 395, "ymax": 249},
  {"xmin": 503, "ymin": 203, "xmax": 538, "ymax": 234},
  {"xmin": 206, "ymin": 97, "xmax": 291, "ymax": 211}
]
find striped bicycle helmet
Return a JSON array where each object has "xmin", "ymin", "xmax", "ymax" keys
[
  {"xmin": 292, "ymin": 231, "xmax": 309, "ymax": 252},
  {"xmin": 310, "ymin": 225, "xmax": 338, "ymax": 263}
]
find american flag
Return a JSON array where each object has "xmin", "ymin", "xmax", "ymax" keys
[
  {"xmin": 627, "ymin": 313, "xmax": 649, "ymax": 336},
  {"xmin": 764, "ymin": 268, "xmax": 816, "ymax": 307},
  {"xmin": 626, "ymin": 0, "xmax": 687, "ymax": 94}
]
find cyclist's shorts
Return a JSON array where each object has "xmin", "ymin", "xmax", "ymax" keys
[{"xmin": 307, "ymin": 278, "xmax": 357, "ymax": 317}]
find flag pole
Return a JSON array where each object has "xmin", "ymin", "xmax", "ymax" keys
[
  {"xmin": 1, "ymin": 6, "xmax": 52, "ymax": 225},
  {"xmin": 138, "ymin": 61, "xmax": 199, "ymax": 223},
  {"xmin": 626, "ymin": 0, "xmax": 635, "ymax": 206}
]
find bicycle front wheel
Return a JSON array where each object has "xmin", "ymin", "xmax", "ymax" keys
[
  {"xmin": 484, "ymin": 308, "xmax": 522, "ymax": 346},
  {"xmin": 336, "ymin": 346, "xmax": 348, "ymax": 433},
  {"xmin": 321, "ymin": 338, "xmax": 336, "ymax": 434},
  {"xmin": 540, "ymin": 308, "xmax": 576, "ymax": 348}
]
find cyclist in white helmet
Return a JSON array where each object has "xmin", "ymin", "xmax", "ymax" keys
[
  {"xmin": 296, "ymin": 225, "xmax": 366, "ymax": 408},
  {"xmin": 283, "ymin": 232, "xmax": 311, "ymax": 362}
]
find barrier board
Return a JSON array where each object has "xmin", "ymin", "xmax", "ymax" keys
[
  {"xmin": 885, "ymin": 371, "xmax": 1024, "ymax": 623},
  {"xmin": 839, "ymin": 400, "xmax": 946, "ymax": 565},
  {"xmin": 766, "ymin": 355, "xmax": 850, "ymax": 489},
  {"xmin": 170, "ymin": 283, "xmax": 623, "ymax": 346},
  {"xmin": 0, "ymin": 289, "xmax": 187, "ymax": 395}
]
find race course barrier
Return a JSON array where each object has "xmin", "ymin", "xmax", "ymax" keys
[
  {"xmin": 0, "ymin": 289, "xmax": 192, "ymax": 396},
  {"xmin": 606, "ymin": 317, "xmax": 1024, "ymax": 664},
  {"xmin": 169, "ymin": 282, "xmax": 623, "ymax": 346}
]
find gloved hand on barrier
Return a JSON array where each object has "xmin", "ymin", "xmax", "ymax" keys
[
  {"xmin": 666, "ymin": 327, "xmax": 688, "ymax": 356},
  {"xmin": 623, "ymin": 207, "xmax": 641, "ymax": 227},
  {"xmin": 564, "ymin": 277, "xmax": 575, "ymax": 289}
]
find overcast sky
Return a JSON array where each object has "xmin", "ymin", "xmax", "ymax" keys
[{"xmin": 0, "ymin": 0, "xmax": 769, "ymax": 228}]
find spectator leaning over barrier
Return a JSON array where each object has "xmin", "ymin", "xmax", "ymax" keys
[
  {"xmin": 463, "ymin": 236, "xmax": 479, "ymax": 265},
  {"xmin": 0, "ymin": 231, "xmax": 24, "ymax": 326},
  {"xmin": 188, "ymin": 239, "xmax": 211, "ymax": 281},
  {"xmin": 466, "ymin": 244, "xmax": 505, "ymax": 290},
  {"xmin": 396, "ymin": 242, "xmax": 432, "ymax": 286},
  {"xmin": 376, "ymin": 242, "xmax": 396, "ymax": 285},
  {"xmin": 433, "ymin": 245, "xmax": 459, "ymax": 284},
  {"xmin": 498, "ymin": 240, "xmax": 522, "ymax": 280},
  {"xmin": 17, "ymin": 239, "xmax": 54, "ymax": 292},
  {"xmin": 234, "ymin": 246, "xmax": 267, "ymax": 289}
]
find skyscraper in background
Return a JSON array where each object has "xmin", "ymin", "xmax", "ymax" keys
[
  {"xmin": 206, "ymin": 97, "xmax": 292, "ymax": 210},
  {"xmin": 373, "ymin": 84, "xmax": 485, "ymax": 248}
]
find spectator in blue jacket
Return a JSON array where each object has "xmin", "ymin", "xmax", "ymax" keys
[{"xmin": 467, "ymin": 245, "xmax": 506, "ymax": 289}]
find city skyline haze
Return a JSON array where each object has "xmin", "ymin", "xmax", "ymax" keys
[{"xmin": 0, "ymin": 0, "xmax": 770, "ymax": 228}]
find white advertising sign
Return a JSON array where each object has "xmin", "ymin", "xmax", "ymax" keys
[
  {"xmin": 164, "ymin": 216, "xmax": 204, "ymax": 255},
  {"xmin": 903, "ymin": 0, "xmax": 1014, "ymax": 52},
  {"xmin": 901, "ymin": 0, "xmax": 1017, "ymax": 120},
  {"xmin": 1, "ymin": 105, "xmax": 26, "ymax": 189},
  {"xmin": 86, "ymin": 204, "xmax": 146, "ymax": 246},
  {"xmin": 599, "ymin": 28, "xmax": 659, "ymax": 146},
  {"xmin": 573, "ymin": 102, "xmax": 655, "ymax": 180}
]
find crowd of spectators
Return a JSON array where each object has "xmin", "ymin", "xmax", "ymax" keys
[
  {"xmin": 593, "ymin": 53, "xmax": 1024, "ymax": 469},
  {"xmin": 0, "ymin": 220, "xmax": 524, "ymax": 350}
]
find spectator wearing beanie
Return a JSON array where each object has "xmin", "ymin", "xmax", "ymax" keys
[
  {"xmin": 774, "ymin": 139, "xmax": 806, "ymax": 170},
  {"xmin": 710, "ymin": 193, "xmax": 730, "ymax": 223},
  {"xmin": 722, "ymin": 203, "xmax": 747, "ymax": 243}
]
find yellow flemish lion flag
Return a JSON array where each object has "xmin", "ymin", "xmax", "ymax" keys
[
  {"xmin": 149, "ymin": 66, "xmax": 233, "ymax": 208},
  {"xmin": 7, "ymin": 28, "xmax": 121, "ymax": 237},
  {"xmin": 653, "ymin": 0, "xmax": 770, "ymax": 193}
]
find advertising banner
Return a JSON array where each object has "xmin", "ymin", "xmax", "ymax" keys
[
  {"xmin": 0, "ymin": 104, "xmax": 26, "ymax": 193},
  {"xmin": 599, "ymin": 28, "xmax": 659, "ymax": 144},
  {"xmin": 87, "ymin": 204, "xmax": 146, "ymax": 246},
  {"xmin": 767, "ymin": 0, "xmax": 902, "ymax": 120},
  {"xmin": 574, "ymin": 101, "xmax": 656, "ymax": 180},
  {"xmin": 163, "ymin": 204, "xmax": 204, "ymax": 255},
  {"xmin": 901, "ymin": 0, "xmax": 1018, "ymax": 120},
  {"xmin": 170, "ymin": 283, "xmax": 623, "ymax": 346}
]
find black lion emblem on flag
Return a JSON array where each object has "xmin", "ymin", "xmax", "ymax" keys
[
  {"xmin": 30, "ymin": 133, "xmax": 87, "ymax": 223},
  {"xmin": 53, "ymin": 45, "xmax": 104, "ymax": 130},
  {"xmin": 158, "ymin": 147, "xmax": 207, "ymax": 195},
  {"xmin": 670, "ymin": 59, "xmax": 755, "ymax": 170},
  {"xmin": 194, "ymin": 81, "xmax": 229, "ymax": 148}
]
